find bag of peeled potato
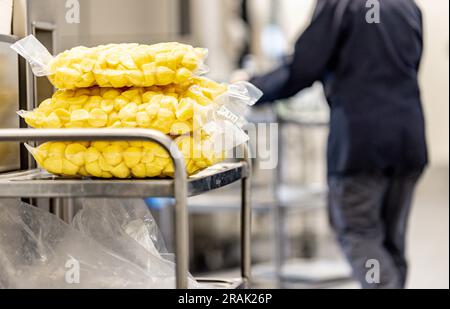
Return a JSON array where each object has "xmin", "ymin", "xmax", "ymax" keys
[
  {"xmin": 24, "ymin": 81, "xmax": 262, "ymax": 179},
  {"xmin": 26, "ymin": 134, "xmax": 225, "ymax": 179},
  {"xmin": 18, "ymin": 77, "xmax": 228, "ymax": 135},
  {"xmin": 11, "ymin": 35, "xmax": 208, "ymax": 90}
]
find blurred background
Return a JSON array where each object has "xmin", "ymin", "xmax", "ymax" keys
[{"xmin": 1, "ymin": 0, "xmax": 448, "ymax": 288}]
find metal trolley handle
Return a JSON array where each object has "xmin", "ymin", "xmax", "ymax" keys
[
  {"xmin": 0, "ymin": 128, "xmax": 189, "ymax": 288},
  {"xmin": 0, "ymin": 128, "xmax": 252, "ymax": 289}
]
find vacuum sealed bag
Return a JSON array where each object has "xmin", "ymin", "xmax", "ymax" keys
[
  {"xmin": 19, "ymin": 77, "xmax": 228, "ymax": 134},
  {"xmin": 0, "ymin": 199, "xmax": 199, "ymax": 289},
  {"xmin": 11, "ymin": 35, "xmax": 208, "ymax": 89},
  {"xmin": 24, "ymin": 81, "xmax": 261, "ymax": 179},
  {"xmin": 26, "ymin": 134, "xmax": 224, "ymax": 178}
]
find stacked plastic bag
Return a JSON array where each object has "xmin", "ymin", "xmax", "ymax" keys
[
  {"xmin": 0, "ymin": 199, "xmax": 199, "ymax": 289},
  {"xmin": 12, "ymin": 35, "xmax": 262, "ymax": 178}
]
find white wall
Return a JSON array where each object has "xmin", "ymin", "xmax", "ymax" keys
[
  {"xmin": 191, "ymin": 0, "xmax": 239, "ymax": 81},
  {"xmin": 278, "ymin": 0, "xmax": 316, "ymax": 44},
  {"xmin": 416, "ymin": 0, "xmax": 449, "ymax": 167}
]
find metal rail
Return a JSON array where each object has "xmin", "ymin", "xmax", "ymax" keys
[{"xmin": 241, "ymin": 142, "xmax": 252, "ymax": 284}]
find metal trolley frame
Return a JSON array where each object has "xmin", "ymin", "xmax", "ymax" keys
[{"xmin": 0, "ymin": 128, "xmax": 252, "ymax": 289}]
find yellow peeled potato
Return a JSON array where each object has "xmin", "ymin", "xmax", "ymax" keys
[
  {"xmin": 88, "ymin": 108, "xmax": 108, "ymax": 127},
  {"xmin": 21, "ymin": 79, "xmax": 226, "ymax": 135},
  {"xmin": 65, "ymin": 143, "xmax": 86, "ymax": 166},
  {"xmin": 85, "ymin": 147, "xmax": 101, "ymax": 164},
  {"xmin": 62, "ymin": 159, "xmax": 80, "ymax": 175},
  {"xmin": 48, "ymin": 42, "xmax": 207, "ymax": 89},
  {"xmin": 29, "ymin": 135, "xmax": 224, "ymax": 178},
  {"xmin": 43, "ymin": 157, "xmax": 63, "ymax": 174},
  {"xmin": 85, "ymin": 161, "xmax": 103, "ymax": 178},
  {"xmin": 123, "ymin": 147, "xmax": 142, "ymax": 168},
  {"xmin": 111, "ymin": 162, "xmax": 131, "ymax": 179},
  {"xmin": 102, "ymin": 144, "xmax": 123, "ymax": 166}
]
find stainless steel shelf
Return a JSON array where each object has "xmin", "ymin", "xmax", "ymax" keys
[
  {"xmin": 275, "ymin": 100, "xmax": 329, "ymax": 127},
  {"xmin": 0, "ymin": 163, "xmax": 247, "ymax": 198},
  {"xmin": 188, "ymin": 183, "xmax": 326, "ymax": 213}
]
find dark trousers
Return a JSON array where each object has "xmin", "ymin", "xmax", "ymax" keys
[{"xmin": 328, "ymin": 171, "xmax": 422, "ymax": 289}]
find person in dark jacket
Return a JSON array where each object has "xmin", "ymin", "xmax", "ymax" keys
[{"xmin": 250, "ymin": 0, "xmax": 428, "ymax": 288}]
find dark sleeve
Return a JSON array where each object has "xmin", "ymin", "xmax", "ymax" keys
[{"xmin": 251, "ymin": 0, "xmax": 350, "ymax": 103}]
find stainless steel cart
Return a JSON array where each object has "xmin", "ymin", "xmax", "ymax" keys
[
  {"xmin": 273, "ymin": 107, "xmax": 352, "ymax": 288},
  {"xmin": 273, "ymin": 113, "xmax": 328, "ymax": 287},
  {"xmin": 0, "ymin": 128, "xmax": 252, "ymax": 289}
]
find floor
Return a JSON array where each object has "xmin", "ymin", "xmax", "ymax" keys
[
  {"xmin": 329, "ymin": 166, "xmax": 449, "ymax": 289},
  {"xmin": 206, "ymin": 166, "xmax": 449, "ymax": 289},
  {"xmin": 406, "ymin": 166, "xmax": 449, "ymax": 289},
  {"xmin": 308, "ymin": 166, "xmax": 449, "ymax": 289}
]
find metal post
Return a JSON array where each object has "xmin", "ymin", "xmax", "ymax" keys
[
  {"xmin": 172, "ymin": 163, "xmax": 189, "ymax": 289},
  {"xmin": 49, "ymin": 198, "xmax": 61, "ymax": 218},
  {"xmin": 274, "ymin": 118, "xmax": 285, "ymax": 288},
  {"xmin": 62, "ymin": 198, "xmax": 76, "ymax": 224},
  {"xmin": 241, "ymin": 143, "xmax": 252, "ymax": 287}
]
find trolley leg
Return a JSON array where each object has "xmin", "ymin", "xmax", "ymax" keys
[
  {"xmin": 241, "ymin": 143, "xmax": 252, "ymax": 288},
  {"xmin": 49, "ymin": 198, "xmax": 62, "ymax": 219},
  {"xmin": 274, "ymin": 203, "xmax": 286, "ymax": 288},
  {"xmin": 241, "ymin": 176, "xmax": 252, "ymax": 287},
  {"xmin": 174, "ymin": 179, "xmax": 189, "ymax": 289},
  {"xmin": 62, "ymin": 198, "xmax": 76, "ymax": 223},
  {"xmin": 274, "ymin": 118, "xmax": 285, "ymax": 288}
]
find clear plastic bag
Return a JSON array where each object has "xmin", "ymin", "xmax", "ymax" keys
[
  {"xmin": 0, "ymin": 198, "xmax": 199, "ymax": 289},
  {"xmin": 25, "ymin": 135, "xmax": 224, "ymax": 179},
  {"xmin": 9, "ymin": 34, "xmax": 54, "ymax": 76},
  {"xmin": 17, "ymin": 77, "xmax": 228, "ymax": 135},
  {"xmin": 22, "ymin": 82, "xmax": 261, "ymax": 179},
  {"xmin": 11, "ymin": 35, "xmax": 209, "ymax": 89},
  {"xmin": 202, "ymin": 81, "xmax": 262, "ymax": 153}
]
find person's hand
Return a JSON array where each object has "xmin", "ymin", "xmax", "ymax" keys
[{"xmin": 230, "ymin": 69, "xmax": 250, "ymax": 83}]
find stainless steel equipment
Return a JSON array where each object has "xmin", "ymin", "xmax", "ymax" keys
[
  {"xmin": 12, "ymin": 0, "xmax": 193, "ymax": 111},
  {"xmin": 0, "ymin": 128, "xmax": 252, "ymax": 289},
  {"xmin": 0, "ymin": 34, "xmax": 20, "ymax": 172}
]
